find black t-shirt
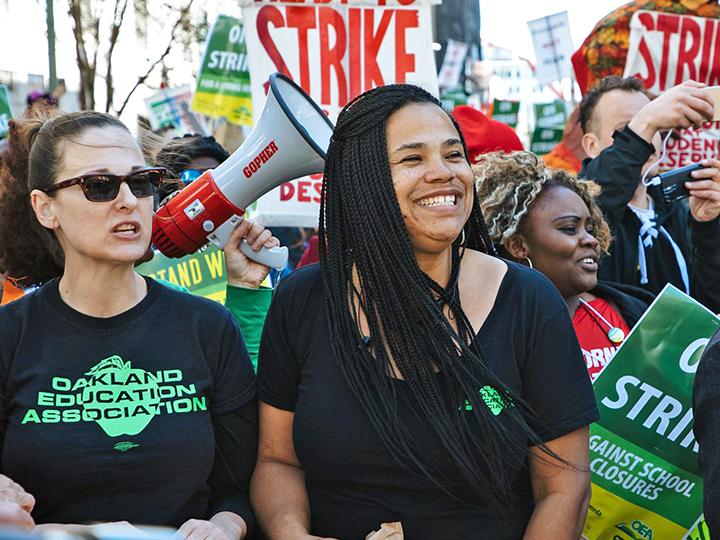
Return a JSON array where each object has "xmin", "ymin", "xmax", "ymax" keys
[
  {"xmin": 258, "ymin": 262, "xmax": 598, "ymax": 540},
  {"xmin": 0, "ymin": 278, "xmax": 257, "ymax": 530}
]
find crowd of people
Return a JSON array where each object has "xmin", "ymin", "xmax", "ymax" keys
[{"xmin": 0, "ymin": 75, "xmax": 718, "ymax": 539}]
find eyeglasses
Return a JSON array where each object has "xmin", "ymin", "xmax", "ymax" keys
[
  {"xmin": 43, "ymin": 168, "xmax": 166, "ymax": 202},
  {"xmin": 180, "ymin": 169, "xmax": 204, "ymax": 185}
]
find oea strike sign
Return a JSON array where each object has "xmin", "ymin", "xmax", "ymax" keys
[
  {"xmin": 584, "ymin": 286, "xmax": 720, "ymax": 539},
  {"xmin": 601, "ymin": 338, "xmax": 708, "ymax": 453}
]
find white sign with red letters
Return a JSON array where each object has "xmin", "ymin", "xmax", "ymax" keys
[
  {"xmin": 240, "ymin": 0, "xmax": 438, "ymax": 227},
  {"xmin": 625, "ymin": 11, "xmax": 720, "ymax": 172},
  {"xmin": 624, "ymin": 10, "xmax": 720, "ymax": 94}
]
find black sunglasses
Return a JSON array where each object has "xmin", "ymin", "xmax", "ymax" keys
[{"xmin": 43, "ymin": 167, "xmax": 166, "ymax": 202}]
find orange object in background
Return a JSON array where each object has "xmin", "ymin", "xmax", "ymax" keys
[{"xmin": 0, "ymin": 278, "xmax": 24, "ymax": 305}]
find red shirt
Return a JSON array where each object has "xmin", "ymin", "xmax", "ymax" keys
[{"xmin": 572, "ymin": 297, "xmax": 630, "ymax": 382}]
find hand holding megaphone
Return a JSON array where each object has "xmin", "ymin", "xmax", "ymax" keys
[
  {"xmin": 224, "ymin": 218, "xmax": 280, "ymax": 287},
  {"xmin": 208, "ymin": 215, "xmax": 288, "ymax": 269},
  {"xmin": 152, "ymin": 73, "xmax": 334, "ymax": 268}
]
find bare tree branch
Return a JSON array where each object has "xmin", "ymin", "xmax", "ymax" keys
[
  {"xmin": 116, "ymin": 0, "xmax": 194, "ymax": 116},
  {"xmin": 104, "ymin": 0, "xmax": 129, "ymax": 112},
  {"xmin": 67, "ymin": 0, "xmax": 94, "ymax": 109}
]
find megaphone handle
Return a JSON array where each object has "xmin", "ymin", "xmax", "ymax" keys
[
  {"xmin": 238, "ymin": 242, "xmax": 289, "ymax": 270},
  {"xmin": 207, "ymin": 215, "xmax": 244, "ymax": 250},
  {"xmin": 207, "ymin": 216, "xmax": 289, "ymax": 270}
]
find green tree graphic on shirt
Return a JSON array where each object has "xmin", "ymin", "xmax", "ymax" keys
[{"xmin": 81, "ymin": 356, "xmax": 160, "ymax": 437}]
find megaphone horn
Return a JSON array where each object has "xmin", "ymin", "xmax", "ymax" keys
[{"xmin": 152, "ymin": 73, "xmax": 334, "ymax": 267}]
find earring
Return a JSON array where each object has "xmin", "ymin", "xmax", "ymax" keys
[
  {"xmin": 524, "ymin": 257, "xmax": 533, "ymax": 269},
  {"xmin": 460, "ymin": 229, "xmax": 466, "ymax": 246}
]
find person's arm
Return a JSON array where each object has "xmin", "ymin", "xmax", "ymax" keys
[
  {"xmin": 582, "ymin": 81, "xmax": 715, "ymax": 225},
  {"xmin": 580, "ymin": 127, "xmax": 655, "ymax": 224},
  {"xmin": 523, "ymin": 427, "xmax": 591, "ymax": 540},
  {"xmin": 177, "ymin": 305, "xmax": 258, "ymax": 540},
  {"xmin": 627, "ymin": 81, "xmax": 714, "ymax": 143},
  {"xmin": 224, "ymin": 218, "xmax": 278, "ymax": 368},
  {"xmin": 250, "ymin": 403, "xmax": 336, "ymax": 540},
  {"xmin": 518, "ymin": 275, "xmax": 598, "ymax": 537},
  {"xmin": 225, "ymin": 286, "xmax": 272, "ymax": 370},
  {"xmin": 693, "ymin": 335, "xmax": 720, "ymax": 538},
  {"xmin": 177, "ymin": 401, "xmax": 259, "ymax": 540},
  {"xmin": 683, "ymin": 158, "xmax": 720, "ymax": 312}
]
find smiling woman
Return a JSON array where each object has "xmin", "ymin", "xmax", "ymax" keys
[
  {"xmin": 251, "ymin": 85, "xmax": 599, "ymax": 540},
  {"xmin": 0, "ymin": 108, "xmax": 257, "ymax": 539},
  {"xmin": 475, "ymin": 151, "xmax": 654, "ymax": 381}
]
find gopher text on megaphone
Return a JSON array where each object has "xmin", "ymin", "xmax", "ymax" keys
[{"xmin": 152, "ymin": 73, "xmax": 334, "ymax": 268}]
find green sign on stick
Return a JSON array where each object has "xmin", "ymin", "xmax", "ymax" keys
[
  {"xmin": 583, "ymin": 286, "xmax": 720, "ymax": 540},
  {"xmin": 534, "ymin": 100, "xmax": 567, "ymax": 128},
  {"xmin": 529, "ymin": 127, "xmax": 563, "ymax": 155},
  {"xmin": 191, "ymin": 15, "xmax": 253, "ymax": 127},
  {"xmin": 0, "ymin": 85, "xmax": 13, "ymax": 138},
  {"xmin": 491, "ymin": 99, "xmax": 520, "ymax": 128}
]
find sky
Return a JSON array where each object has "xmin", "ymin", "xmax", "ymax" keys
[{"xmin": 480, "ymin": 0, "xmax": 629, "ymax": 62}]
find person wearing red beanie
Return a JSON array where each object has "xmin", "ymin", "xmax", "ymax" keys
[{"xmin": 451, "ymin": 105, "xmax": 523, "ymax": 162}]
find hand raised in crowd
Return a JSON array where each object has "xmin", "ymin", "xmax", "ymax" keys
[
  {"xmin": 688, "ymin": 158, "xmax": 720, "ymax": 222},
  {"xmin": 224, "ymin": 218, "xmax": 279, "ymax": 289},
  {"xmin": 628, "ymin": 81, "xmax": 715, "ymax": 143}
]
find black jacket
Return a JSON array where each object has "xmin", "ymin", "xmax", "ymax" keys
[
  {"xmin": 591, "ymin": 280, "xmax": 654, "ymax": 329},
  {"xmin": 580, "ymin": 126, "xmax": 720, "ymax": 313},
  {"xmin": 693, "ymin": 328, "xmax": 720, "ymax": 537}
]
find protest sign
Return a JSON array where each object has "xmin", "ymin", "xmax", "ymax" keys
[
  {"xmin": 191, "ymin": 15, "xmax": 253, "ymax": 127},
  {"xmin": 529, "ymin": 127, "xmax": 563, "ymax": 155},
  {"xmin": 144, "ymin": 85, "xmax": 203, "ymax": 134},
  {"xmin": 491, "ymin": 99, "xmax": 520, "ymax": 128},
  {"xmin": 659, "ymin": 121, "xmax": 720, "ymax": 170},
  {"xmin": 625, "ymin": 10, "xmax": 720, "ymax": 94},
  {"xmin": 439, "ymin": 88, "xmax": 467, "ymax": 113},
  {"xmin": 684, "ymin": 516, "xmax": 711, "ymax": 540},
  {"xmin": 136, "ymin": 246, "xmax": 228, "ymax": 303},
  {"xmin": 527, "ymin": 11, "xmax": 573, "ymax": 85},
  {"xmin": 572, "ymin": 2, "xmax": 720, "ymax": 95},
  {"xmin": 241, "ymin": 0, "xmax": 438, "ymax": 227},
  {"xmin": 534, "ymin": 100, "xmax": 567, "ymax": 129},
  {"xmin": 437, "ymin": 39, "xmax": 469, "ymax": 90},
  {"xmin": 0, "ymin": 85, "xmax": 12, "ymax": 138},
  {"xmin": 583, "ymin": 286, "xmax": 720, "ymax": 540}
]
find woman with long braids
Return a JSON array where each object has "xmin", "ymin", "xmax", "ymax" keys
[
  {"xmin": 251, "ymin": 85, "xmax": 598, "ymax": 539},
  {"xmin": 475, "ymin": 151, "xmax": 653, "ymax": 381}
]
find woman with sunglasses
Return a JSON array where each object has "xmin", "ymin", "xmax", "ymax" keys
[{"xmin": 0, "ymin": 110, "xmax": 257, "ymax": 539}]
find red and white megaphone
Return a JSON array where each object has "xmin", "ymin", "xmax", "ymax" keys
[{"xmin": 152, "ymin": 73, "xmax": 334, "ymax": 268}]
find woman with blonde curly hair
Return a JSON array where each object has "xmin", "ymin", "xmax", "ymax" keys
[{"xmin": 475, "ymin": 151, "xmax": 653, "ymax": 380}]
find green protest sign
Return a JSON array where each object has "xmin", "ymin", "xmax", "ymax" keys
[
  {"xmin": 529, "ymin": 126, "xmax": 562, "ymax": 155},
  {"xmin": 136, "ymin": 246, "xmax": 228, "ymax": 303},
  {"xmin": 491, "ymin": 99, "xmax": 520, "ymax": 128},
  {"xmin": 584, "ymin": 286, "xmax": 720, "ymax": 540},
  {"xmin": 0, "ymin": 85, "xmax": 13, "ymax": 138},
  {"xmin": 191, "ymin": 15, "xmax": 252, "ymax": 126},
  {"xmin": 439, "ymin": 88, "xmax": 467, "ymax": 113},
  {"xmin": 534, "ymin": 100, "xmax": 567, "ymax": 128}
]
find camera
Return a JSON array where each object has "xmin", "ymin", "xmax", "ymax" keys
[{"xmin": 652, "ymin": 163, "xmax": 703, "ymax": 204}]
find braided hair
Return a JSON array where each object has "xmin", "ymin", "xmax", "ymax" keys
[
  {"xmin": 319, "ymin": 85, "xmax": 552, "ymax": 508},
  {"xmin": 474, "ymin": 151, "xmax": 611, "ymax": 254}
]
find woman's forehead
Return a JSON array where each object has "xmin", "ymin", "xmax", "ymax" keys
[
  {"xmin": 56, "ymin": 127, "xmax": 143, "ymax": 177},
  {"xmin": 386, "ymin": 103, "xmax": 458, "ymax": 145},
  {"xmin": 533, "ymin": 185, "xmax": 590, "ymax": 217}
]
